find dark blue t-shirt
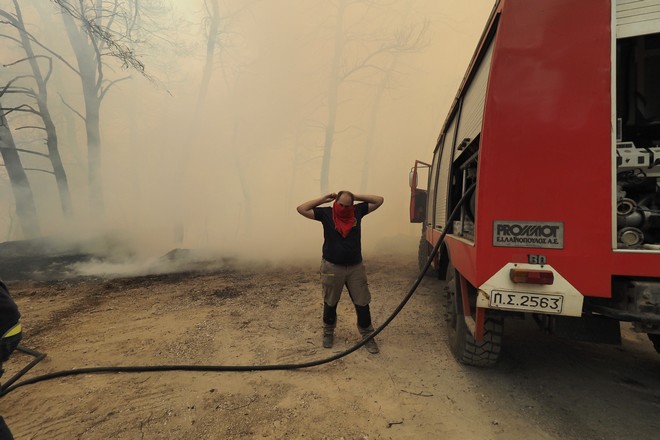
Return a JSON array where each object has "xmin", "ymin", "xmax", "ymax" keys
[{"xmin": 313, "ymin": 202, "xmax": 370, "ymax": 265}]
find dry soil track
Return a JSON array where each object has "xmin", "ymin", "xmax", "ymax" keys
[{"xmin": 1, "ymin": 253, "xmax": 659, "ymax": 439}]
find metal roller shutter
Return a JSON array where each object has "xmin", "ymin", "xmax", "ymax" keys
[
  {"xmin": 454, "ymin": 40, "xmax": 495, "ymax": 158},
  {"xmin": 434, "ymin": 117, "xmax": 457, "ymax": 229},
  {"xmin": 617, "ymin": 0, "xmax": 660, "ymax": 38},
  {"xmin": 426, "ymin": 148, "xmax": 440, "ymax": 227}
]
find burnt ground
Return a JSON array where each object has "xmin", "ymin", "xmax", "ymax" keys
[{"xmin": 1, "ymin": 252, "xmax": 660, "ymax": 439}]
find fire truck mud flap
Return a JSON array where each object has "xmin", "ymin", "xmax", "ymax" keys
[{"xmin": 477, "ymin": 263, "xmax": 584, "ymax": 317}]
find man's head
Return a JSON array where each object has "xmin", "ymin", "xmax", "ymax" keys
[{"xmin": 336, "ymin": 191, "xmax": 354, "ymax": 207}]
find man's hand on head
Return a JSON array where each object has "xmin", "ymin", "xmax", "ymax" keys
[
  {"xmin": 324, "ymin": 193, "xmax": 337, "ymax": 203},
  {"xmin": 353, "ymin": 194, "xmax": 384, "ymax": 213},
  {"xmin": 297, "ymin": 193, "xmax": 337, "ymax": 219}
]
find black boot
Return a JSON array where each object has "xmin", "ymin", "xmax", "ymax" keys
[
  {"xmin": 323, "ymin": 303, "xmax": 337, "ymax": 349},
  {"xmin": 358, "ymin": 325, "xmax": 379, "ymax": 354},
  {"xmin": 355, "ymin": 304, "xmax": 379, "ymax": 354},
  {"xmin": 323, "ymin": 325, "xmax": 335, "ymax": 348}
]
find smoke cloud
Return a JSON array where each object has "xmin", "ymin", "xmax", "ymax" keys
[{"xmin": 0, "ymin": 0, "xmax": 494, "ymax": 276}]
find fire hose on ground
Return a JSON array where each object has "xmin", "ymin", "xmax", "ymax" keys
[{"xmin": 0, "ymin": 185, "xmax": 476, "ymax": 399}]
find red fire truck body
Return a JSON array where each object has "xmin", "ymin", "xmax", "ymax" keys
[{"xmin": 410, "ymin": 0, "xmax": 660, "ymax": 365}]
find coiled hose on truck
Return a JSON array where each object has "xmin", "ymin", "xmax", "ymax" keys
[{"xmin": 0, "ymin": 185, "xmax": 476, "ymax": 398}]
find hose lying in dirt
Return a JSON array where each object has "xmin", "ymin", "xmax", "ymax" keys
[{"xmin": 0, "ymin": 185, "xmax": 476, "ymax": 399}]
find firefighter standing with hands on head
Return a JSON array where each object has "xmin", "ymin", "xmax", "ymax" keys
[
  {"xmin": 0, "ymin": 280, "xmax": 22, "ymax": 440},
  {"xmin": 297, "ymin": 191, "xmax": 384, "ymax": 354}
]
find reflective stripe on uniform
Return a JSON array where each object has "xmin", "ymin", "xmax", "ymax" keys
[{"xmin": 2, "ymin": 322, "xmax": 21, "ymax": 338}]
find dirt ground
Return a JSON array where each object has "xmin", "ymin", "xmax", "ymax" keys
[{"xmin": 1, "ymin": 252, "xmax": 660, "ymax": 439}]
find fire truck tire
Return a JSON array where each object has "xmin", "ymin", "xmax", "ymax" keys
[
  {"xmin": 647, "ymin": 333, "xmax": 660, "ymax": 353},
  {"xmin": 418, "ymin": 232, "xmax": 437, "ymax": 276},
  {"xmin": 418, "ymin": 234, "xmax": 429, "ymax": 273},
  {"xmin": 446, "ymin": 276, "xmax": 503, "ymax": 367}
]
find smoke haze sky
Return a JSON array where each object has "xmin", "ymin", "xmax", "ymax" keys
[{"xmin": 0, "ymin": 0, "xmax": 494, "ymax": 266}]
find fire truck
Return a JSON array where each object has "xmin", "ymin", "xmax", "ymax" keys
[{"xmin": 409, "ymin": 0, "xmax": 660, "ymax": 366}]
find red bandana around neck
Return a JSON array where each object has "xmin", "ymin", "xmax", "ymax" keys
[{"xmin": 332, "ymin": 202, "xmax": 355, "ymax": 238}]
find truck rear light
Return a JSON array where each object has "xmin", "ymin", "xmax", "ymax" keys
[{"xmin": 509, "ymin": 269, "xmax": 554, "ymax": 285}]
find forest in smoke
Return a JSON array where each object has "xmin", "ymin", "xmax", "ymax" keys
[{"xmin": 0, "ymin": 0, "xmax": 493, "ymax": 263}]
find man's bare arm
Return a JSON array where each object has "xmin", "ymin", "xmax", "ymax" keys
[
  {"xmin": 296, "ymin": 193, "xmax": 337, "ymax": 219},
  {"xmin": 354, "ymin": 194, "xmax": 384, "ymax": 213}
]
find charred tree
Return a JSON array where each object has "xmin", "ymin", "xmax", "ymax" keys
[
  {"xmin": 319, "ymin": 0, "xmax": 347, "ymax": 194},
  {"xmin": 198, "ymin": 0, "xmax": 221, "ymax": 109},
  {"xmin": 0, "ymin": 103, "xmax": 41, "ymax": 238},
  {"xmin": 54, "ymin": 0, "xmax": 150, "ymax": 215},
  {"xmin": 360, "ymin": 22, "xmax": 427, "ymax": 192},
  {"xmin": 60, "ymin": 9, "xmax": 105, "ymax": 214},
  {"xmin": 186, "ymin": 1, "xmax": 255, "ymax": 238},
  {"xmin": 0, "ymin": 2, "xmax": 73, "ymax": 218},
  {"xmin": 319, "ymin": 1, "xmax": 426, "ymax": 193},
  {"xmin": 358, "ymin": 60, "xmax": 392, "ymax": 193},
  {"xmin": 197, "ymin": 0, "xmax": 256, "ymax": 104}
]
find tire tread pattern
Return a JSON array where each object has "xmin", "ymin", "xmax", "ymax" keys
[
  {"xmin": 446, "ymin": 279, "xmax": 503, "ymax": 368},
  {"xmin": 457, "ymin": 317, "xmax": 503, "ymax": 367}
]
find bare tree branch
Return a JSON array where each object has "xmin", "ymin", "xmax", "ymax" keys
[
  {"xmin": 0, "ymin": 87, "xmax": 36, "ymax": 97},
  {"xmin": 19, "ymin": 138, "xmax": 48, "ymax": 146},
  {"xmin": 92, "ymin": 27, "xmax": 105, "ymax": 91},
  {"xmin": 0, "ymin": 76, "xmax": 34, "ymax": 99},
  {"xmin": 52, "ymin": 0, "xmax": 152, "ymax": 80},
  {"xmin": 0, "ymin": 146, "xmax": 50, "ymax": 159},
  {"xmin": 99, "ymin": 0, "xmax": 122, "ymax": 55},
  {"xmin": 128, "ymin": 0, "xmax": 140, "ymax": 36},
  {"xmin": 0, "ymin": 9, "xmax": 17, "ymax": 20},
  {"xmin": 23, "ymin": 167, "xmax": 55, "ymax": 176},
  {"xmin": 1, "ymin": 104, "xmax": 40, "ymax": 117},
  {"xmin": 304, "ymin": 120, "xmax": 327, "ymax": 130},
  {"xmin": 0, "ymin": 31, "xmax": 22, "ymax": 46},
  {"xmin": 339, "ymin": 45, "xmax": 393, "ymax": 81},
  {"xmin": 339, "ymin": 21, "xmax": 428, "ymax": 83},
  {"xmin": 16, "ymin": 125, "xmax": 47, "ymax": 131},
  {"xmin": 4, "ymin": 54, "xmax": 55, "ymax": 84},
  {"xmin": 41, "ymin": 55, "xmax": 54, "ymax": 83},
  {"xmin": 58, "ymin": 93, "xmax": 85, "ymax": 121},
  {"xmin": 99, "ymin": 75, "xmax": 130, "ymax": 100},
  {"xmin": 4, "ymin": 55, "xmax": 45, "ymax": 68},
  {"xmin": 0, "ymin": 13, "xmax": 80, "ymax": 75}
]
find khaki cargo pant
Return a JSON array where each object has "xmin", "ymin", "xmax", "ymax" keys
[{"xmin": 320, "ymin": 259, "xmax": 371, "ymax": 307}]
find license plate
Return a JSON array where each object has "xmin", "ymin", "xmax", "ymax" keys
[{"xmin": 489, "ymin": 290, "xmax": 563, "ymax": 314}]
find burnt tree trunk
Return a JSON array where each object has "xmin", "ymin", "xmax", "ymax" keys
[
  {"xmin": 231, "ymin": 118, "xmax": 253, "ymax": 234},
  {"xmin": 62, "ymin": 7, "xmax": 104, "ymax": 214},
  {"xmin": 198, "ymin": 0, "xmax": 220, "ymax": 109},
  {"xmin": 12, "ymin": 0, "xmax": 73, "ymax": 217},
  {"xmin": 360, "ymin": 55, "xmax": 398, "ymax": 192},
  {"xmin": 0, "ymin": 109, "xmax": 41, "ymax": 238},
  {"xmin": 320, "ymin": 0, "xmax": 347, "ymax": 194}
]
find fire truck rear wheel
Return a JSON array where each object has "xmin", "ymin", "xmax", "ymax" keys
[
  {"xmin": 418, "ymin": 230, "xmax": 437, "ymax": 276},
  {"xmin": 647, "ymin": 333, "xmax": 660, "ymax": 353},
  {"xmin": 446, "ymin": 274, "xmax": 503, "ymax": 367}
]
